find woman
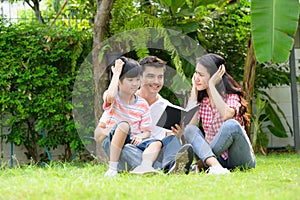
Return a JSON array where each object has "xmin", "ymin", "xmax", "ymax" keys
[{"xmin": 184, "ymin": 53, "xmax": 256, "ymax": 173}]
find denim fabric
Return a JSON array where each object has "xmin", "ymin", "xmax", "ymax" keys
[
  {"xmin": 136, "ymin": 138, "xmax": 160, "ymax": 151},
  {"xmin": 102, "ymin": 134, "xmax": 181, "ymax": 171},
  {"xmin": 106, "ymin": 123, "xmax": 131, "ymax": 144},
  {"xmin": 184, "ymin": 119, "xmax": 256, "ymax": 170}
]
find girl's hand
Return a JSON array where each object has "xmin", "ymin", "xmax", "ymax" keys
[
  {"xmin": 209, "ymin": 64, "xmax": 226, "ymax": 87},
  {"xmin": 131, "ymin": 136, "xmax": 142, "ymax": 146},
  {"xmin": 111, "ymin": 59, "xmax": 124, "ymax": 75}
]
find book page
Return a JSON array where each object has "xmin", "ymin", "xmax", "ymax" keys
[{"xmin": 156, "ymin": 104, "xmax": 199, "ymax": 129}]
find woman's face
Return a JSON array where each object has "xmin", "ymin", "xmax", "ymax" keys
[{"xmin": 193, "ymin": 63, "xmax": 210, "ymax": 91}]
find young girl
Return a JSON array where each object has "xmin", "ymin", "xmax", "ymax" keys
[
  {"xmin": 184, "ymin": 53, "xmax": 256, "ymax": 174},
  {"xmin": 94, "ymin": 57, "xmax": 162, "ymax": 177}
]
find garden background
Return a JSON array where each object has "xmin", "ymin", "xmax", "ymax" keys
[
  {"xmin": 0, "ymin": 1, "xmax": 299, "ymax": 199},
  {"xmin": 0, "ymin": 0, "xmax": 299, "ymax": 166}
]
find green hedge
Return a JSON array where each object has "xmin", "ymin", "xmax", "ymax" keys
[{"xmin": 0, "ymin": 21, "xmax": 92, "ymax": 162}]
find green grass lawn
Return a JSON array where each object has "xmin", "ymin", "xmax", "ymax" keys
[{"xmin": 0, "ymin": 153, "xmax": 299, "ymax": 200}]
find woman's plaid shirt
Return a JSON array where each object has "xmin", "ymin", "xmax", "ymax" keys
[{"xmin": 198, "ymin": 93, "xmax": 244, "ymax": 160}]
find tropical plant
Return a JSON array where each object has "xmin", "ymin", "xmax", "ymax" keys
[
  {"xmin": 251, "ymin": 92, "xmax": 291, "ymax": 155},
  {"xmin": 251, "ymin": 95, "xmax": 269, "ymax": 154},
  {"xmin": 243, "ymin": 0, "xmax": 299, "ymax": 144}
]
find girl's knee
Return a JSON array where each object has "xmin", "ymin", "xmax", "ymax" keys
[
  {"xmin": 94, "ymin": 133, "xmax": 102, "ymax": 143},
  {"xmin": 150, "ymin": 140, "xmax": 163, "ymax": 149},
  {"xmin": 117, "ymin": 121, "xmax": 130, "ymax": 133},
  {"xmin": 94, "ymin": 127, "xmax": 106, "ymax": 143}
]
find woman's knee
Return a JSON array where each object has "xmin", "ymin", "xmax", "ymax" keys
[{"xmin": 223, "ymin": 119, "xmax": 243, "ymax": 133}]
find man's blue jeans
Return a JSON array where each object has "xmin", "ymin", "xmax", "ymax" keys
[
  {"xmin": 102, "ymin": 135, "xmax": 181, "ymax": 171},
  {"xmin": 184, "ymin": 119, "xmax": 256, "ymax": 170}
]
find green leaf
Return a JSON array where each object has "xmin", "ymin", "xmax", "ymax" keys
[
  {"xmin": 194, "ymin": 0, "xmax": 221, "ymax": 7},
  {"xmin": 159, "ymin": 0, "xmax": 172, "ymax": 8},
  {"xmin": 177, "ymin": 22, "xmax": 199, "ymax": 34},
  {"xmin": 266, "ymin": 125, "xmax": 288, "ymax": 138},
  {"xmin": 170, "ymin": 0, "xmax": 186, "ymax": 14},
  {"xmin": 265, "ymin": 102, "xmax": 287, "ymax": 137},
  {"xmin": 259, "ymin": 91, "xmax": 294, "ymax": 136},
  {"xmin": 175, "ymin": 8, "xmax": 195, "ymax": 17},
  {"xmin": 251, "ymin": 0, "xmax": 299, "ymax": 63}
]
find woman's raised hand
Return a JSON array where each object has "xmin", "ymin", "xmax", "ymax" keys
[
  {"xmin": 209, "ymin": 64, "xmax": 226, "ymax": 87},
  {"xmin": 189, "ymin": 73, "xmax": 198, "ymax": 101}
]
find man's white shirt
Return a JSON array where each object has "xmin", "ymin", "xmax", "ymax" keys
[{"xmin": 149, "ymin": 95, "xmax": 171, "ymax": 140}]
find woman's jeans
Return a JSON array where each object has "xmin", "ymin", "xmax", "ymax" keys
[
  {"xmin": 184, "ymin": 119, "xmax": 256, "ymax": 170},
  {"xmin": 102, "ymin": 134, "xmax": 181, "ymax": 171}
]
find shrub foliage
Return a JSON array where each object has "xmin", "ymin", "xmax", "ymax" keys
[{"xmin": 0, "ymin": 21, "xmax": 92, "ymax": 162}]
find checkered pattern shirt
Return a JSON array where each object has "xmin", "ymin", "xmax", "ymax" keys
[{"xmin": 198, "ymin": 94, "xmax": 244, "ymax": 160}]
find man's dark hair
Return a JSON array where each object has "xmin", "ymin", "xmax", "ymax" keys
[{"xmin": 139, "ymin": 56, "xmax": 166, "ymax": 74}]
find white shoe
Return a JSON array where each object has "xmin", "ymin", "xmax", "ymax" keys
[
  {"xmin": 190, "ymin": 164, "xmax": 199, "ymax": 173},
  {"xmin": 130, "ymin": 165, "xmax": 158, "ymax": 175},
  {"xmin": 104, "ymin": 169, "xmax": 118, "ymax": 177},
  {"xmin": 207, "ymin": 166, "xmax": 230, "ymax": 175}
]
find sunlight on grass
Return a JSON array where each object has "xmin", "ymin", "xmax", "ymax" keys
[{"xmin": 0, "ymin": 153, "xmax": 299, "ymax": 200}]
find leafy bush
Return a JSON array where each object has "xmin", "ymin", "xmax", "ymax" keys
[{"xmin": 0, "ymin": 21, "xmax": 92, "ymax": 162}]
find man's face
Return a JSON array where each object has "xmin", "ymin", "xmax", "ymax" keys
[{"xmin": 141, "ymin": 66, "xmax": 164, "ymax": 94}]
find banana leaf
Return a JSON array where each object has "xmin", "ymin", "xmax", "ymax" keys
[{"xmin": 251, "ymin": 0, "xmax": 299, "ymax": 63}]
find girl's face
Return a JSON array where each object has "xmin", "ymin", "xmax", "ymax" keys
[
  {"xmin": 119, "ymin": 76, "xmax": 141, "ymax": 95},
  {"xmin": 193, "ymin": 63, "xmax": 210, "ymax": 91}
]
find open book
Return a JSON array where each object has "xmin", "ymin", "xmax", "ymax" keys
[{"xmin": 156, "ymin": 104, "xmax": 200, "ymax": 130}]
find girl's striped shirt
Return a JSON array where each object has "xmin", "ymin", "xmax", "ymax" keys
[{"xmin": 103, "ymin": 93, "xmax": 152, "ymax": 137}]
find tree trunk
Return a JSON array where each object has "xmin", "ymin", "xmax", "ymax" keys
[
  {"xmin": 92, "ymin": 0, "xmax": 114, "ymax": 163},
  {"xmin": 242, "ymin": 34, "xmax": 257, "ymax": 140},
  {"xmin": 25, "ymin": 0, "xmax": 45, "ymax": 23}
]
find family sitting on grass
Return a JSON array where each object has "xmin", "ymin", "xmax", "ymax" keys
[{"xmin": 94, "ymin": 54, "xmax": 256, "ymax": 177}]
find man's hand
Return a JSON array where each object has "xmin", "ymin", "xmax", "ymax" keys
[{"xmin": 171, "ymin": 123, "xmax": 185, "ymax": 138}]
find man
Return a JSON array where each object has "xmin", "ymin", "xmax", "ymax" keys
[{"xmin": 99, "ymin": 56, "xmax": 193, "ymax": 174}]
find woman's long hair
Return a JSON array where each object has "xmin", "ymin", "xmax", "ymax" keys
[{"xmin": 196, "ymin": 53, "xmax": 250, "ymax": 127}]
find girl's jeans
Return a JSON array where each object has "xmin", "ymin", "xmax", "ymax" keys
[{"xmin": 184, "ymin": 119, "xmax": 256, "ymax": 170}]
